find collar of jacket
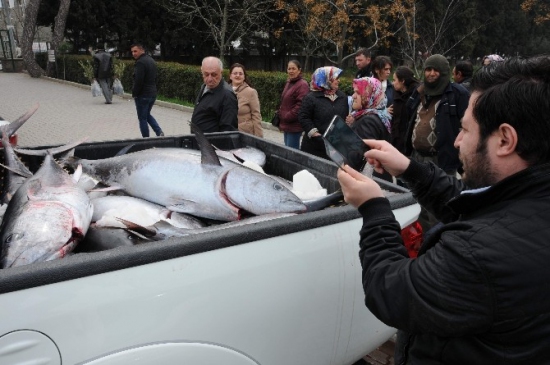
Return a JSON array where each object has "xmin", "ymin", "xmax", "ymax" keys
[
  {"xmin": 202, "ymin": 79, "xmax": 229, "ymax": 95},
  {"xmin": 448, "ymin": 163, "xmax": 550, "ymax": 215},
  {"xmin": 233, "ymin": 82, "xmax": 249, "ymax": 93}
]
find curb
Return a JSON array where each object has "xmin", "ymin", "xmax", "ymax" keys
[{"xmin": 42, "ymin": 76, "xmax": 281, "ymax": 132}]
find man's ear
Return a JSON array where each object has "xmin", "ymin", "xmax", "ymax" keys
[{"xmin": 496, "ymin": 123, "xmax": 519, "ymax": 157}]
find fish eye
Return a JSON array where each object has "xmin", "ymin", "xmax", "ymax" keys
[
  {"xmin": 5, "ymin": 233, "xmax": 23, "ymax": 244},
  {"xmin": 273, "ymin": 183, "xmax": 284, "ymax": 191}
]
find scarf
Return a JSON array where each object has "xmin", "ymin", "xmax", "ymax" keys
[
  {"xmin": 423, "ymin": 54, "xmax": 450, "ymax": 96},
  {"xmin": 311, "ymin": 66, "xmax": 343, "ymax": 100},
  {"xmin": 351, "ymin": 77, "xmax": 392, "ymax": 133}
]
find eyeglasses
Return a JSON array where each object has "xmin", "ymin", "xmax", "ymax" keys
[{"xmin": 231, "ymin": 72, "xmax": 244, "ymax": 76}]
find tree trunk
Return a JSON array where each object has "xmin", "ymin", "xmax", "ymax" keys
[
  {"xmin": 47, "ymin": 0, "xmax": 72, "ymax": 77},
  {"xmin": 20, "ymin": 0, "xmax": 44, "ymax": 78}
]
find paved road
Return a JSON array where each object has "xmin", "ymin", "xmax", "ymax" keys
[{"xmin": 0, "ymin": 72, "xmax": 284, "ymax": 147}]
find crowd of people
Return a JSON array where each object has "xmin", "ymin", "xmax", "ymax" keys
[{"xmin": 91, "ymin": 43, "xmax": 550, "ymax": 364}]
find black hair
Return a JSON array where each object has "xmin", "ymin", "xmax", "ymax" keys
[
  {"xmin": 394, "ymin": 66, "xmax": 420, "ymax": 91},
  {"xmin": 371, "ymin": 56, "xmax": 393, "ymax": 80},
  {"xmin": 355, "ymin": 48, "xmax": 371, "ymax": 59},
  {"xmin": 455, "ymin": 60, "xmax": 473, "ymax": 78},
  {"xmin": 130, "ymin": 43, "xmax": 145, "ymax": 51},
  {"xmin": 472, "ymin": 55, "xmax": 550, "ymax": 165},
  {"xmin": 288, "ymin": 59, "xmax": 302, "ymax": 70}
]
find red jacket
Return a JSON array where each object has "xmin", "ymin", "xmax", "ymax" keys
[{"xmin": 278, "ymin": 76, "xmax": 309, "ymax": 133}]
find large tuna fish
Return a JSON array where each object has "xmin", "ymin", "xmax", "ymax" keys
[
  {"xmin": 0, "ymin": 153, "xmax": 93, "ymax": 268},
  {"xmin": 59, "ymin": 124, "xmax": 307, "ymax": 221}
]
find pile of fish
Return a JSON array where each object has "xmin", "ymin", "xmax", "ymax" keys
[{"xmin": 0, "ymin": 106, "xmax": 342, "ymax": 268}]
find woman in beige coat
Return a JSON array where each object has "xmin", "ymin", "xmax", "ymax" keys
[{"xmin": 228, "ymin": 63, "xmax": 263, "ymax": 137}]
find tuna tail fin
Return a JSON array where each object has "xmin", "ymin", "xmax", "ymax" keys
[
  {"xmin": 190, "ymin": 123, "xmax": 222, "ymax": 166},
  {"xmin": 0, "ymin": 103, "xmax": 39, "ymax": 139}
]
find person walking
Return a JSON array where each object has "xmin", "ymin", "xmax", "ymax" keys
[
  {"xmin": 277, "ymin": 60, "xmax": 309, "ymax": 149},
  {"xmin": 390, "ymin": 66, "xmax": 419, "ymax": 154},
  {"xmin": 299, "ymin": 66, "xmax": 348, "ymax": 159},
  {"xmin": 93, "ymin": 44, "xmax": 113, "ymax": 104},
  {"xmin": 191, "ymin": 57, "xmax": 238, "ymax": 133},
  {"xmin": 131, "ymin": 43, "xmax": 164, "ymax": 138},
  {"xmin": 228, "ymin": 63, "xmax": 263, "ymax": 137},
  {"xmin": 337, "ymin": 55, "xmax": 550, "ymax": 365}
]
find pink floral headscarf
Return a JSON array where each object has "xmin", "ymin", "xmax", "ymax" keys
[{"xmin": 351, "ymin": 77, "xmax": 391, "ymax": 133}]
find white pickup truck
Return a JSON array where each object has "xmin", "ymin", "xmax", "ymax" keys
[{"xmin": 0, "ymin": 132, "xmax": 421, "ymax": 365}]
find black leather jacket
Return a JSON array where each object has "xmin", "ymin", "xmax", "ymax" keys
[
  {"xmin": 358, "ymin": 160, "xmax": 550, "ymax": 364},
  {"xmin": 191, "ymin": 80, "xmax": 238, "ymax": 133}
]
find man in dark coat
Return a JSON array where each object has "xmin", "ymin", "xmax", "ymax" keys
[
  {"xmin": 354, "ymin": 48, "xmax": 372, "ymax": 78},
  {"xmin": 453, "ymin": 60, "xmax": 473, "ymax": 92},
  {"xmin": 93, "ymin": 44, "xmax": 113, "ymax": 104},
  {"xmin": 337, "ymin": 55, "xmax": 550, "ymax": 365},
  {"xmin": 191, "ymin": 56, "xmax": 238, "ymax": 133},
  {"xmin": 131, "ymin": 43, "xmax": 164, "ymax": 138}
]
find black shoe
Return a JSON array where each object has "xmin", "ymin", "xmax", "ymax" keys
[
  {"xmin": 105, "ymin": 101, "xmax": 112, "ymax": 104},
  {"xmin": 158, "ymin": 132, "xmax": 164, "ymax": 137}
]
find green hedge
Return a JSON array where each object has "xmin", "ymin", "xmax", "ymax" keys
[{"xmin": 43, "ymin": 54, "xmax": 354, "ymax": 121}]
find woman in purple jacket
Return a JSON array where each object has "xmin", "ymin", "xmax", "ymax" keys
[{"xmin": 277, "ymin": 60, "xmax": 310, "ymax": 149}]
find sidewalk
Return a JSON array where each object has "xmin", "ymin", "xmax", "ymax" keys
[{"xmin": 0, "ymin": 72, "xmax": 283, "ymax": 147}]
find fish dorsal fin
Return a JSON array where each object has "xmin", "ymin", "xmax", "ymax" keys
[{"xmin": 190, "ymin": 123, "xmax": 222, "ymax": 166}]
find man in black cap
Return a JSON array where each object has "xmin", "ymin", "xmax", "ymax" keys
[
  {"xmin": 93, "ymin": 43, "xmax": 113, "ymax": 104},
  {"xmin": 404, "ymin": 54, "xmax": 469, "ymax": 231}
]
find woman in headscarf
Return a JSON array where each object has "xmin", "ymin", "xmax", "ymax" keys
[
  {"xmin": 348, "ymin": 76, "xmax": 392, "ymax": 141},
  {"xmin": 348, "ymin": 77, "xmax": 393, "ymax": 180},
  {"xmin": 299, "ymin": 66, "xmax": 349, "ymax": 159},
  {"xmin": 482, "ymin": 54, "xmax": 504, "ymax": 66}
]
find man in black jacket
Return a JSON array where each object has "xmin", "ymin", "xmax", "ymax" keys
[
  {"xmin": 338, "ymin": 55, "xmax": 550, "ymax": 364},
  {"xmin": 93, "ymin": 44, "xmax": 113, "ymax": 104},
  {"xmin": 191, "ymin": 56, "xmax": 237, "ymax": 133},
  {"xmin": 131, "ymin": 43, "xmax": 164, "ymax": 138},
  {"xmin": 354, "ymin": 48, "xmax": 372, "ymax": 78}
]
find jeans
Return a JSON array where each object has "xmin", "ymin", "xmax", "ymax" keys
[
  {"xmin": 284, "ymin": 131, "xmax": 302, "ymax": 149},
  {"xmin": 134, "ymin": 97, "xmax": 163, "ymax": 137}
]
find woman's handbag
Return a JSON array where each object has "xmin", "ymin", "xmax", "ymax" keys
[{"xmin": 271, "ymin": 110, "xmax": 280, "ymax": 128}]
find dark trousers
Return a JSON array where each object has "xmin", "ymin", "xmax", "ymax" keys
[
  {"xmin": 134, "ymin": 96, "xmax": 162, "ymax": 137},
  {"xmin": 98, "ymin": 78, "xmax": 112, "ymax": 103},
  {"xmin": 284, "ymin": 132, "xmax": 302, "ymax": 149}
]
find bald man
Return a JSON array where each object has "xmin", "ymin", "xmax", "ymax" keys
[{"xmin": 191, "ymin": 56, "xmax": 238, "ymax": 133}]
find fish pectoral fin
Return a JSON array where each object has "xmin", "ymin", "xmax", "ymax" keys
[
  {"xmin": 90, "ymin": 184, "xmax": 123, "ymax": 193},
  {"xmin": 0, "ymin": 162, "xmax": 33, "ymax": 178}
]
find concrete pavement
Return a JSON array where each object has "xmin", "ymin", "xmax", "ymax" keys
[{"xmin": 0, "ymin": 72, "xmax": 284, "ymax": 147}]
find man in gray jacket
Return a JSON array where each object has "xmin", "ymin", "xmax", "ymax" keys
[{"xmin": 93, "ymin": 44, "xmax": 113, "ymax": 104}]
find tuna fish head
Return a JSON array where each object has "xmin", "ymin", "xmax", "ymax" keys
[
  {"xmin": 1, "ymin": 201, "xmax": 85, "ymax": 268},
  {"xmin": 223, "ymin": 166, "xmax": 307, "ymax": 216}
]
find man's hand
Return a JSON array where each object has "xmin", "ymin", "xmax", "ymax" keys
[
  {"xmin": 363, "ymin": 140, "xmax": 410, "ymax": 177},
  {"xmin": 337, "ymin": 165, "xmax": 384, "ymax": 207}
]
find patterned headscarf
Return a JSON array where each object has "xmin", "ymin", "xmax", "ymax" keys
[
  {"xmin": 483, "ymin": 54, "xmax": 504, "ymax": 63},
  {"xmin": 352, "ymin": 77, "xmax": 392, "ymax": 133},
  {"xmin": 310, "ymin": 66, "xmax": 343, "ymax": 96}
]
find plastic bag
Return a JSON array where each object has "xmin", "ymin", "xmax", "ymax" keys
[
  {"xmin": 113, "ymin": 78, "xmax": 124, "ymax": 95},
  {"xmin": 91, "ymin": 80, "xmax": 102, "ymax": 97}
]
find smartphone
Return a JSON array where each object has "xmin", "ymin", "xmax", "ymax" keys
[{"xmin": 323, "ymin": 115, "xmax": 368, "ymax": 171}]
